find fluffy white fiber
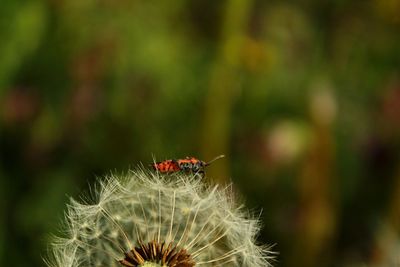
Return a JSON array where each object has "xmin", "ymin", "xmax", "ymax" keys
[{"xmin": 47, "ymin": 169, "xmax": 274, "ymax": 267}]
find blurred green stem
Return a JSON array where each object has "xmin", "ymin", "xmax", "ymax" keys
[
  {"xmin": 201, "ymin": 0, "xmax": 253, "ymax": 183},
  {"xmin": 290, "ymin": 89, "xmax": 337, "ymax": 267}
]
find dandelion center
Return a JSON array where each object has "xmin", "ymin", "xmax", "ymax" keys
[{"xmin": 119, "ymin": 240, "xmax": 194, "ymax": 267}]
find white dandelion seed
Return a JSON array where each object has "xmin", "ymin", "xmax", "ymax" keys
[{"xmin": 46, "ymin": 169, "xmax": 275, "ymax": 267}]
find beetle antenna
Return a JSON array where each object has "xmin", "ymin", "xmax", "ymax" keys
[{"xmin": 205, "ymin": 155, "xmax": 225, "ymax": 166}]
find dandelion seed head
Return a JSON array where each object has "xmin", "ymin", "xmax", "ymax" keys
[{"xmin": 47, "ymin": 169, "xmax": 274, "ymax": 267}]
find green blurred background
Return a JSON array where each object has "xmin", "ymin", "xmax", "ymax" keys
[{"xmin": 1, "ymin": 0, "xmax": 400, "ymax": 266}]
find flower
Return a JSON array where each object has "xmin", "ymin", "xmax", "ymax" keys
[{"xmin": 47, "ymin": 169, "xmax": 274, "ymax": 267}]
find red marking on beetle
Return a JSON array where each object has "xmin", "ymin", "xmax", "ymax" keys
[{"xmin": 152, "ymin": 155, "xmax": 225, "ymax": 175}]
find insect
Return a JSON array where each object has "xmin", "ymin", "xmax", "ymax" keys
[{"xmin": 152, "ymin": 155, "xmax": 225, "ymax": 176}]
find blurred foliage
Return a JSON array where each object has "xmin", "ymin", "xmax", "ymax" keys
[{"xmin": 1, "ymin": 0, "xmax": 400, "ymax": 266}]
